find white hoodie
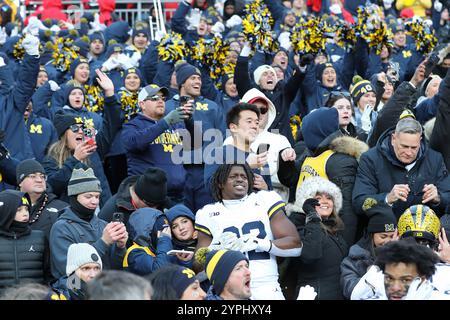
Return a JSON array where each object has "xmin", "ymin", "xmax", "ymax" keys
[{"xmin": 224, "ymin": 88, "xmax": 292, "ymax": 202}]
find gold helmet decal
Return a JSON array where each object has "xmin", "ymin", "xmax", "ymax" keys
[{"xmin": 398, "ymin": 205, "xmax": 440, "ymax": 240}]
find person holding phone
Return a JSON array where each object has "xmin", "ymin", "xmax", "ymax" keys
[
  {"xmin": 122, "ymin": 84, "xmax": 189, "ymax": 205},
  {"xmin": 223, "ymin": 88, "xmax": 297, "ymax": 202},
  {"xmin": 123, "ymin": 208, "xmax": 173, "ymax": 276},
  {"xmin": 43, "ymin": 69, "xmax": 122, "ymax": 207}
]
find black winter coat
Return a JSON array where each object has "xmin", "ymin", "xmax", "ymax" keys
[
  {"xmin": 340, "ymin": 234, "xmax": 375, "ymax": 299},
  {"xmin": 353, "ymin": 128, "xmax": 450, "ymax": 219},
  {"xmin": 289, "ymin": 212, "xmax": 348, "ymax": 300},
  {"xmin": 29, "ymin": 192, "xmax": 67, "ymax": 241},
  {"xmin": 279, "ymin": 132, "xmax": 368, "ymax": 245},
  {"xmin": 0, "ymin": 230, "xmax": 47, "ymax": 291},
  {"xmin": 430, "ymin": 68, "xmax": 450, "ymax": 171}
]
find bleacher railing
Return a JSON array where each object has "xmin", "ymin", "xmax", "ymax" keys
[{"xmin": 23, "ymin": 0, "xmax": 181, "ymax": 26}]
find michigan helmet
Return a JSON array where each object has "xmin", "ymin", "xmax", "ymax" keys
[{"xmin": 397, "ymin": 205, "xmax": 440, "ymax": 241}]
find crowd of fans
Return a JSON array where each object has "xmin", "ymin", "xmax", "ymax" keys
[{"xmin": 0, "ymin": 0, "xmax": 449, "ymax": 300}]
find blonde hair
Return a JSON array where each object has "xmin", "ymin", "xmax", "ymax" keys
[{"xmin": 47, "ymin": 132, "xmax": 89, "ymax": 168}]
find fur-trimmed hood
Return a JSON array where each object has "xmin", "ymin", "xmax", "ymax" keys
[
  {"xmin": 328, "ymin": 136, "xmax": 369, "ymax": 161},
  {"xmin": 288, "ymin": 176, "xmax": 343, "ymax": 214}
]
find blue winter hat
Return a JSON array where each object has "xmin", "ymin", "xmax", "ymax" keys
[
  {"xmin": 70, "ymin": 57, "xmax": 89, "ymax": 79},
  {"xmin": 302, "ymin": 107, "xmax": 339, "ymax": 151},
  {"xmin": 105, "ymin": 21, "xmax": 131, "ymax": 44},
  {"xmin": 132, "ymin": 28, "xmax": 149, "ymax": 40},
  {"xmin": 171, "ymin": 266, "xmax": 198, "ymax": 299},
  {"xmin": 73, "ymin": 38, "xmax": 90, "ymax": 58},
  {"xmin": 205, "ymin": 249, "xmax": 248, "ymax": 295},
  {"xmin": 166, "ymin": 204, "xmax": 195, "ymax": 224},
  {"xmin": 315, "ymin": 62, "xmax": 334, "ymax": 80},
  {"xmin": 123, "ymin": 67, "xmax": 145, "ymax": 87},
  {"xmin": 63, "ymin": 84, "xmax": 86, "ymax": 108},
  {"xmin": 104, "ymin": 43, "xmax": 124, "ymax": 59},
  {"xmin": 176, "ymin": 63, "xmax": 201, "ymax": 88},
  {"xmin": 89, "ymin": 31, "xmax": 105, "ymax": 44}
]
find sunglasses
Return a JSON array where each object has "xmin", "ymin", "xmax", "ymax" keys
[
  {"xmin": 259, "ymin": 108, "xmax": 268, "ymax": 114},
  {"xmin": 146, "ymin": 95, "xmax": 166, "ymax": 102},
  {"xmin": 69, "ymin": 124, "xmax": 84, "ymax": 133},
  {"xmin": 330, "ymin": 91, "xmax": 351, "ymax": 99}
]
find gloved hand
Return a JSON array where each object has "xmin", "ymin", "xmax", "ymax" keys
[
  {"xmin": 361, "ymin": 105, "xmax": 374, "ymax": 133},
  {"xmin": 0, "ymin": 56, "xmax": 5, "ymax": 67},
  {"xmin": 154, "ymin": 30, "xmax": 166, "ymax": 42},
  {"xmin": 48, "ymin": 80, "xmax": 60, "ymax": 92},
  {"xmin": 383, "ymin": 0, "xmax": 394, "ymax": 9},
  {"xmin": 404, "ymin": 278, "xmax": 434, "ymax": 300},
  {"xmin": 50, "ymin": 25, "xmax": 61, "ymax": 33},
  {"xmin": 297, "ymin": 285, "xmax": 317, "ymax": 300},
  {"xmin": 209, "ymin": 231, "xmax": 242, "ymax": 251},
  {"xmin": 163, "ymin": 108, "xmax": 186, "ymax": 125},
  {"xmin": 89, "ymin": 13, "xmax": 106, "ymax": 32},
  {"xmin": 22, "ymin": 34, "xmax": 40, "ymax": 56},
  {"xmin": 0, "ymin": 27, "xmax": 7, "ymax": 45},
  {"xmin": 211, "ymin": 21, "xmax": 225, "ymax": 35},
  {"xmin": 226, "ymin": 15, "xmax": 243, "ymax": 29},
  {"xmin": 299, "ymin": 53, "xmax": 315, "ymax": 67},
  {"xmin": 437, "ymin": 44, "xmax": 450, "ymax": 64},
  {"xmin": 351, "ymin": 265, "xmax": 386, "ymax": 300},
  {"xmin": 434, "ymin": 0, "xmax": 443, "ymax": 12},
  {"xmin": 102, "ymin": 56, "xmax": 121, "ymax": 71},
  {"xmin": 278, "ymin": 31, "xmax": 291, "ymax": 51},
  {"xmin": 24, "ymin": 16, "xmax": 48, "ymax": 36},
  {"xmin": 302, "ymin": 198, "xmax": 322, "ymax": 224},
  {"xmin": 329, "ymin": 3, "xmax": 342, "ymax": 14},
  {"xmin": 186, "ymin": 9, "xmax": 201, "ymax": 29},
  {"xmin": 117, "ymin": 53, "xmax": 135, "ymax": 70},
  {"xmin": 10, "ymin": 26, "xmax": 18, "ymax": 37}
]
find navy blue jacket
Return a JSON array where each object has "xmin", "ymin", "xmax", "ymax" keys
[
  {"xmin": 353, "ymin": 128, "xmax": 450, "ymax": 219},
  {"xmin": 0, "ymin": 154, "xmax": 18, "ymax": 191},
  {"xmin": 0, "ymin": 53, "xmax": 40, "ymax": 161},
  {"xmin": 165, "ymin": 95, "xmax": 226, "ymax": 164},
  {"xmin": 25, "ymin": 114, "xmax": 58, "ymax": 162},
  {"xmin": 121, "ymin": 113, "xmax": 187, "ymax": 199},
  {"xmin": 43, "ymin": 95, "xmax": 122, "ymax": 207},
  {"xmin": 124, "ymin": 208, "xmax": 173, "ymax": 275}
]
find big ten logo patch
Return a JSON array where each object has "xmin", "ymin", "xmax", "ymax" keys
[{"xmin": 29, "ymin": 124, "xmax": 42, "ymax": 134}]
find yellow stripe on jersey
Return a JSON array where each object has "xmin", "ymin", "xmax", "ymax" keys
[
  {"xmin": 195, "ymin": 223, "xmax": 212, "ymax": 236},
  {"xmin": 268, "ymin": 201, "xmax": 286, "ymax": 220},
  {"xmin": 206, "ymin": 249, "xmax": 227, "ymax": 280}
]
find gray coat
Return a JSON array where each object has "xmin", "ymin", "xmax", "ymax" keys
[
  {"xmin": 49, "ymin": 207, "xmax": 126, "ymax": 280},
  {"xmin": 340, "ymin": 235, "xmax": 374, "ymax": 299}
]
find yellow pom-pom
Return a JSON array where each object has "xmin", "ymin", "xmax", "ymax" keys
[
  {"xmin": 194, "ymin": 247, "xmax": 211, "ymax": 269},
  {"xmin": 108, "ymin": 39, "xmax": 118, "ymax": 46},
  {"xmin": 352, "ymin": 75, "xmax": 364, "ymax": 84}
]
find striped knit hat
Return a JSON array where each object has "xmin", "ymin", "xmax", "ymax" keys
[
  {"xmin": 67, "ymin": 166, "xmax": 102, "ymax": 196},
  {"xmin": 205, "ymin": 249, "xmax": 248, "ymax": 295}
]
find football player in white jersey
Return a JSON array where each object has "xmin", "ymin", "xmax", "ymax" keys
[{"xmin": 195, "ymin": 163, "xmax": 302, "ymax": 300}]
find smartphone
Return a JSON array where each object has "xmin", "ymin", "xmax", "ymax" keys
[
  {"xmin": 257, "ymin": 143, "xmax": 271, "ymax": 155},
  {"xmin": 112, "ymin": 212, "xmax": 124, "ymax": 223},
  {"xmin": 83, "ymin": 127, "xmax": 96, "ymax": 146},
  {"xmin": 179, "ymin": 95, "xmax": 191, "ymax": 107},
  {"xmin": 167, "ymin": 249, "xmax": 194, "ymax": 256}
]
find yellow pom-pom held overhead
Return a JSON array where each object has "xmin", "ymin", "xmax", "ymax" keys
[
  {"xmin": 157, "ymin": 32, "xmax": 188, "ymax": 63},
  {"xmin": 405, "ymin": 18, "xmax": 437, "ymax": 55}
]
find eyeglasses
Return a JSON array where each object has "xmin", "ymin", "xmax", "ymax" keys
[
  {"xmin": 258, "ymin": 108, "xmax": 268, "ymax": 115},
  {"xmin": 27, "ymin": 173, "xmax": 47, "ymax": 181},
  {"xmin": 69, "ymin": 124, "xmax": 84, "ymax": 133},
  {"xmin": 145, "ymin": 95, "xmax": 166, "ymax": 102}
]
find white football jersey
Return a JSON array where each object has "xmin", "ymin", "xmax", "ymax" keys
[
  {"xmin": 430, "ymin": 263, "xmax": 450, "ymax": 296},
  {"xmin": 195, "ymin": 191, "xmax": 285, "ymax": 288}
]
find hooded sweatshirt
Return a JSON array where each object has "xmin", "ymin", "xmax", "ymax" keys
[{"xmin": 224, "ymin": 88, "xmax": 292, "ymax": 200}]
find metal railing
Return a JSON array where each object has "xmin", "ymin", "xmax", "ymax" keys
[{"xmin": 23, "ymin": 0, "xmax": 182, "ymax": 26}]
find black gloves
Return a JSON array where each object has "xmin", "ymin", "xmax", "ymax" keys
[
  {"xmin": 299, "ymin": 54, "xmax": 315, "ymax": 67},
  {"xmin": 302, "ymin": 198, "xmax": 322, "ymax": 224}
]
